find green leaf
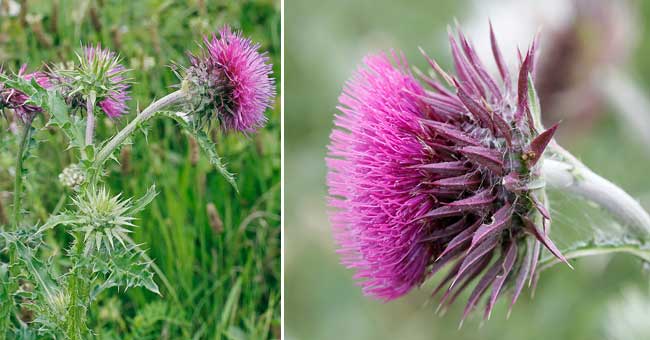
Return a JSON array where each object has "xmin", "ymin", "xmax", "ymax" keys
[
  {"xmin": 85, "ymin": 244, "xmax": 160, "ymax": 297},
  {"xmin": 46, "ymin": 91, "xmax": 85, "ymax": 150},
  {"xmin": 158, "ymin": 111, "xmax": 238, "ymax": 191},
  {"xmin": 82, "ymin": 145, "xmax": 95, "ymax": 162},
  {"xmin": 540, "ymin": 241, "xmax": 650, "ymax": 271},
  {"xmin": 35, "ymin": 213, "xmax": 81, "ymax": 235},
  {"xmin": 219, "ymin": 277, "xmax": 242, "ymax": 333},
  {"xmin": 542, "ymin": 188, "xmax": 650, "ymax": 270},
  {"xmin": 12, "ymin": 240, "xmax": 62, "ymax": 310},
  {"xmin": 0, "ymin": 74, "xmax": 37, "ymax": 100},
  {"xmin": 193, "ymin": 130, "xmax": 238, "ymax": 192},
  {"xmin": 129, "ymin": 185, "xmax": 158, "ymax": 215}
]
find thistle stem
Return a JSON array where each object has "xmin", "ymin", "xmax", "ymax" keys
[
  {"xmin": 94, "ymin": 90, "xmax": 186, "ymax": 166},
  {"xmin": 543, "ymin": 145, "xmax": 650, "ymax": 237},
  {"xmin": 11, "ymin": 118, "xmax": 33, "ymax": 230},
  {"xmin": 85, "ymin": 97, "xmax": 95, "ymax": 146},
  {"xmin": 65, "ymin": 237, "xmax": 87, "ymax": 340}
]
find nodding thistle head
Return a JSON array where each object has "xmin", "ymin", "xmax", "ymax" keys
[
  {"xmin": 52, "ymin": 44, "xmax": 131, "ymax": 118},
  {"xmin": 326, "ymin": 24, "xmax": 568, "ymax": 321},
  {"xmin": 182, "ymin": 25, "xmax": 275, "ymax": 133},
  {"xmin": 0, "ymin": 65, "xmax": 51, "ymax": 123}
]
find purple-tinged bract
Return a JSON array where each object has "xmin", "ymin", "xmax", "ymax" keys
[
  {"xmin": 0, "ymin": 65, "xmax": 52, "ymax": 123},
  {"xmin": 186, "ymin": 25, "xmax": 275, "ymax": 133},
  {"xmin": 327, "ymin": 25, "xmax": 568, "ymax": 321},
  {"xmin": 51, "ymin": 44, "xmax": 131, "ymax": 118},
  {"xmin": 82, "ymin": 45, "xmax": 131, "ymax": 118}
]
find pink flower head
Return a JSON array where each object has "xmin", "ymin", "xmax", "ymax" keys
[
  {"xmin": 186, "ymin": 25, "xmax": 275, "ymax": 133},
  {"xmin": 81, "ymin": 44, "xmax": 130, "ymax": 118},
  {"xmin": 327, "ymin": 25, "xmax": 568, "ymax": 321},
  {"xmin": 0, "ymin": 64, "xmax": 51, "ymax": 123}
]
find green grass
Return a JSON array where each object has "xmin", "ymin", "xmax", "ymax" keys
[{"xmin": 0, "ymin": 0, "xmax": 280, "ymax": 338}]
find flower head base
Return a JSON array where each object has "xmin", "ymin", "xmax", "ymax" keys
[
  {"xmin": 53, "ymin": 44, "xmax": 131, "ymax": 118},
  {"xmin": 184, "ymin": 25, "xmax": 275, "ymax": 133},
  {"xmin": 0, "ymin": 65, "xmax": 51, "ymax": 123},
  {"xmin": 327, "ymin": 25, "xmax": 568, "ymax": 321}
]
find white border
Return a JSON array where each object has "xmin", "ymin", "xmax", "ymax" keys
[{"xmin": 280, "ymin": 0, "xmax": 285, "ymax": 338}]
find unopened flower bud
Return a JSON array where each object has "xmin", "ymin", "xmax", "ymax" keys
[{"xmin": 59, "ymin": 164, "xmax": 86, "ymax": 189}]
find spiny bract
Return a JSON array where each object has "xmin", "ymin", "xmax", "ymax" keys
[
  {"xmin": 0, "ymin": 65, "xmax": 51, "ymax": 123},
  {"xmin": 53, "ymin": 44, "xmax": 131, "ymax": 118}
]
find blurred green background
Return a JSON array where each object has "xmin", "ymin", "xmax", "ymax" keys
[
  {"xmin": 285, "ymin": 0, "xmax": 650, "ymax": 339},
  {"xmin": 0, "ymin": 0, "xmax": 280, "ymax": 338}
]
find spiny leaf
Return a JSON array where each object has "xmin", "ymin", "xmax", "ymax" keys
[
  {"xmin": 129, "ymin": 185, "xmax": 158, "ymax": 215},
  {"xmin": 159, "ymin": 111, "xmax": 238, "ymax": 191},
  {"xmin": 46, "ymin": 90, "xmax": 85, "ymax": 150},
  {"xmin": 85, "ymin": 244, "xmax": 160, "ymax": 296}
]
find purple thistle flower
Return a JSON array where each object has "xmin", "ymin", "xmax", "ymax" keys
[
  {"xmin": 186, "ymin": 25, "xmax": 275, "ymax": 133},
  {"xmin": 96, "ymin": 81, "xmax": 129, "ymax": 119},
  {"xmin": 327, "ymin": 25, "xmax": 568, "ymax": 321},
  {"xmin": 0, "ymin": 64, "xmax": 51, "ymax": 123},
  {"xmin": 81, "ymin": 44, "xmax": 130, "ymax": 118},
  {"xmin": 51, "ymin": 44, "xmax": 131, "ymax": 118}
]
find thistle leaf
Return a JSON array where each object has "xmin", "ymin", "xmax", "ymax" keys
[
  {"xmin": 159, "ymin": 111, "xmax": 238, "ymax": 191},
  {"xmin": 129, "ymin": 185, "xmax": 158, "ymax": 215},
  {"xmin": 540, "ymin": 189, "xmax": 650, "ymax": 271}
]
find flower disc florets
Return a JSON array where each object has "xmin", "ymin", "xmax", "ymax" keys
[
  {"xmin": 52, "ymin": 44, "xmax": 131, "ymax": 118},
  {"xmin": 0, "ymin": 65, "xmax": 51, "ymax": 123},
  {"xmin": 327, "ymin": 26, "xmax": 569, "ymax": 321},
  {"xmin": 183, "ymin": 25, "xmax": 275, "ymax": 133}
]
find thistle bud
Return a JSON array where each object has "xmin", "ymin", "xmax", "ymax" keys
[
  {"xmin": 69, "ymin": 187, "xmax": 138, "ymax": 255},
  {"xmin": 58, "ymin": 164, "xmax": 86, "ymax": 189}
]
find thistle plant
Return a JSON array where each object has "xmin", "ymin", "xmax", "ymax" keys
[
  {"xmin": 0, "ymin": 25, "xmax": 274, "ymax": 339},
  {"xmin": 326, "ymin": 23, "xmax": 650, "ymax": 323}
]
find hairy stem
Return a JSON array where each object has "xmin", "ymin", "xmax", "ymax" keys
[
  {"xmin": 12, "ymin": 119, "xmax": 33, "ymax": 230},
  {"xmin": 0, "ymin": 263, "xmax": 10, "ymax": 340},
  {"xmin": 85, "ymin": 96, "xmax": 95, "ymax": 146},
  {"xmin": 65, "ymin": 238, "xmax": 88, "ymax": 340},
  {"xmin": 94, "ymin": 90, "xmax": 186, "ymax": 166},
  {"xmin": 543, "ymin": 145, "xmax": 650, "ymax": 237}
]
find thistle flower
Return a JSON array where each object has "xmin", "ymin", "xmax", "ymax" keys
[
  {"xmin": 0, "ymin": 65, "xmax": 51, "ymax": 123},
  {"xmin": 326, "ymin": 25, "xmax": 569, "ymax": 321},
  {"xmin": 184, "ymin": 25, "xmax": 275, "ymax": 133},
  {"xmin": 53, "ymin": 44, "xmax": 131, "ymax": 118}
]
